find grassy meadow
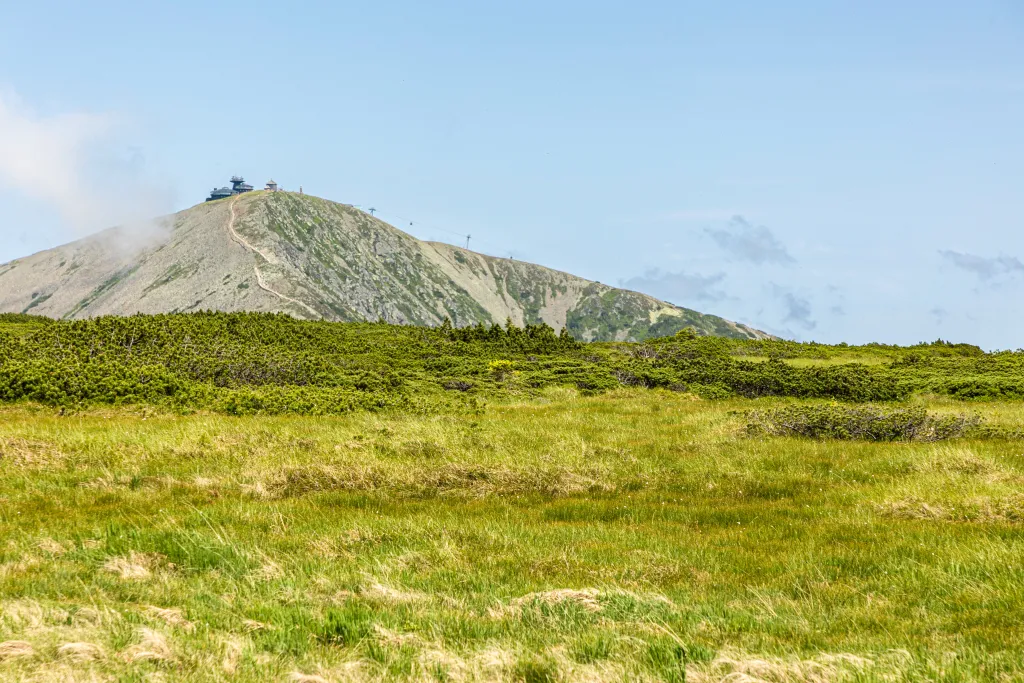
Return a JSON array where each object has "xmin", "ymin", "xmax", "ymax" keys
[
  {"xmin": 1, "ymin": 314, "xmax": 1023, "ymax": 681},
  {"xmin": 2, "ymin": 390, "xmax": 1024, "ymax": 681}
]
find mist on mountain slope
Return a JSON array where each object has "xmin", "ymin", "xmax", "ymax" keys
[{"xmin": 0, "ymin": 91, "xmax": 173, "ymax": 255}]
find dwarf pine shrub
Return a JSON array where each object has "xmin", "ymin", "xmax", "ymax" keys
[
  {"xmin": 745, "ymin": 404, "xmax": 985, "ymax": 442},
  {"xmin": 2, "ymin": 312, "xmax": 1024, "ymax": 414}
]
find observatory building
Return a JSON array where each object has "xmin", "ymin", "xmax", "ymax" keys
[{"xmin": 205, "ymin": 176, "xmax": 255, "ymax": 202}]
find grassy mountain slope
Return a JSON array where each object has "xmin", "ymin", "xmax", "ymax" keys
[{"xmin": 0, "ymin": 191, "xmax": 769, "ymax": 341}]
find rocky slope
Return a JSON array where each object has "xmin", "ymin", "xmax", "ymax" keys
[{"xmin": 0, "ymin": 191, "xmax": 770, "ymax": 341}]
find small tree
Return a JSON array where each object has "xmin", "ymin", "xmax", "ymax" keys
[
  {"xmin": 488, "ymin": 359, "xmax": 514, "ymax": 381},
  {"xmin": 675, "ymin": 327, "xmax": 698, "ymax": 341}
]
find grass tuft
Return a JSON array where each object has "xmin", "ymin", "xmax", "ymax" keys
[
  {"xmin": 56, "ymin": 641, "xmax": 104, "ymax": 662},
  {"xmin": 0, "ymin": 640, "xmax": 34, "ymax": 661}
]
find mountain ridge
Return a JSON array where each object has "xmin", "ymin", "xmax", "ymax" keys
[{"xmin": 0, "ymin": 191, "xmax": 771, "ymax": 341}]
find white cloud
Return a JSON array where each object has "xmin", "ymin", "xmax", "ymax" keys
[{"xmin": 0, "ymin": 91, "xmax": 172, "ymax": 244}]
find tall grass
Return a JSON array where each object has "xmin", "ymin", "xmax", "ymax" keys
[{"xmin": 1, "ymin": 390, "xmax": 1022, "ymax": 680}]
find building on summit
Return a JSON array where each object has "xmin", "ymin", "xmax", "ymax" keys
[
  {"xmin": 205, "ymin": 176, "xmax": 259, "ymax": 202},
  {"xmin": 265, "ymin": 179, "xmax": 279, "ymax": 191},
  {"xmin": 206, "ymin": 186, "xmax": 234, "ymax": 202},
  {"xmin": 230, "ymin": 176, "xmax": 253, "ymax": 193}
]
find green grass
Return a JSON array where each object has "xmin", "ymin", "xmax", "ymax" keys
[{"xmin": 1, "ymin": 390, "xmax": 1023, "ymax": 681}]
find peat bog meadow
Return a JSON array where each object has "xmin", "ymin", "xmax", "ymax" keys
[{"xmin": 1, "ymin": 312, "xmax": 1023, "ymax": 682}]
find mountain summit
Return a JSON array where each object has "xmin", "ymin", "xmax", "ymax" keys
[{"xmin": 0, "ymin": 191, "xmax": 769, "ymax": 341}]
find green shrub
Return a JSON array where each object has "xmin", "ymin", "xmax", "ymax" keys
[
  {"xmin": 745, "ymin": 404, "xmax": 985, "ymax": 442},
  {"xmin": 488, "ymin": 359, "xmax": 515, "ymax": 380},
  {"xmin": 1, "ymin": 312, "xmax": 1022, "ymax": 415},
  {"xmin": 0, "ymin": 313, "xmax": 51, "ymax": 324}
]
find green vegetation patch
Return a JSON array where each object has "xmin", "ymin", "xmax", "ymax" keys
[
  {"xmin": 566, "ymin": 286, "xmax": 747, "ymax": 342},
  {"xmin": 745, "ymin": 404, "xmax": 987, "ymax": 442},
  {"xmin": 2, "ymin": 313, "xmax": 1024, "ymax": 415},
  {"xmin": 21, "ymin": 291, "xmax": 53, "ymax": 314}
]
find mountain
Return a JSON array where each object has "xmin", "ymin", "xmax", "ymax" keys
[{"xmin": 0, "ymin": 191, "xmax": 770, "ymax": 341}]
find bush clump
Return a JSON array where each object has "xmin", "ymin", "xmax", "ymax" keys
[
  {"xmin": 2, "ymin": 312, "xmax": 1024, "ymax": 414},
  {"xmin": 745, "ymin": 404, "xmax": 985, "ymax": 442}
]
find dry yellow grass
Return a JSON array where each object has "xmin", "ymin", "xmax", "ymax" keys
[{"xmin": 0, "ymin": 640, "xmax": 34, "ymax": 661}]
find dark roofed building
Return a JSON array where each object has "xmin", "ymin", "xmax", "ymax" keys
[
  {"xmin": 206, "ymin": 175, "xmax": 255, "ymax": 201},
  {"xmin": 206, "ymin": 186, "xmax": 233, "ymax": 202},
  {"xmin": 230, "ymin": 176, "xmax": 254, "ymax": 193}
]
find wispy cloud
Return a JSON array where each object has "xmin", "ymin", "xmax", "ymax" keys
[
  {"xmin": 621, "ymin": 270, "xmax": 727, "ymax": 304},
  {"xmin": 939, "ymin": 250, "xmax": 1024, "ymax": 281},
  {"xmin": 706, "ymin": 216, "xmax": 795, "ymax": 266},
  {"xmin": 771, "ymin": 284, "xmax": 816, "ymax": 330},
  {"xmin": 0, "ymin": 90, "xmax": 172, "ymax": 245},
  {"xmin": 826, "ymin": 284, "xmax": 846, "ymax": 316}
]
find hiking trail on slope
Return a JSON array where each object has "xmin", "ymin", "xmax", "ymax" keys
[{"xmin": 227, "ymin": 197, "xmax": 320, "ymax": 318}]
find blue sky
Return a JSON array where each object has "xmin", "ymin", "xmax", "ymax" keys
[{"xmin": 1, "ymin": 1, "xmax": 1022, "ymax": 347}]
